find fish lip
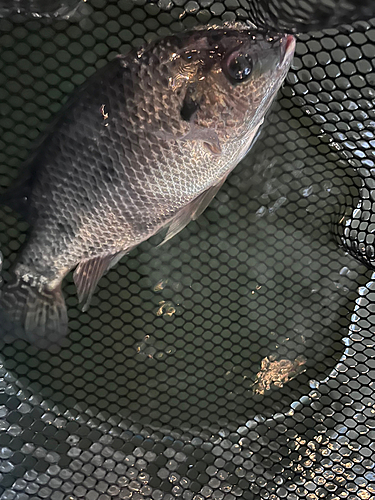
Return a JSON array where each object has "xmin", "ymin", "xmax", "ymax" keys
[
  {"xmin": 285, "ymin": 34, "xmax": 296, "ymax": 58},
  {"xmin": 280, "ymin": 34, "xmax": 296, "ymax": 64}
]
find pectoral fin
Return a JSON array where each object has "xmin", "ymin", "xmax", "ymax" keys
[{"xmin": 159, "ymin": 175, "xmax": 227, "ymax": 246}]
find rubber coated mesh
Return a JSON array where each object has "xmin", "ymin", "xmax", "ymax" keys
[{"xmin": 0, "ymin": 1, "xmax": 375, "ymax": 499}]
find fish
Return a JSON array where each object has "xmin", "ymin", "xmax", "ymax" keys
[{"xmin": 0, "ymin": 24, "xmax": 295, "ymax": 348}]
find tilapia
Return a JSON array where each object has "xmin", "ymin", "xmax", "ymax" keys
[{"xmin": 0, "ymin": 25, "xmax": 295, "ymax": 348}]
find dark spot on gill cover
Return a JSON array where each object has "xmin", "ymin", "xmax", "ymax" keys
[
  {"xmin": 180, "ymin": 85, "xmax": 200, "ymax": 122},
  {"xmin": 180, "ymin": 98, "xmax": 199, "ymax": 122}
]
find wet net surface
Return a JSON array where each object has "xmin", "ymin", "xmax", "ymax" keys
[{"xmin": 1, "ymin": 0, "xmax": 375, "ymax": 499}]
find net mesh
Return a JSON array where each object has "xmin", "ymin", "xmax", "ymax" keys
[{"xmin": 0, "ymin": 1, "xmax": 375, "ymax": 499}]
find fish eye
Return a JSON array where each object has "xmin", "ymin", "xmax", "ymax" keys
[{"xmin": 225, "ymin": 52, "xmax": 253, "ymax": 84}]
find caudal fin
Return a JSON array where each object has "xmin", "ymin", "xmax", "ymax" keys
[{"xmin": 0, "ymin": 274, "xmax": 68, "ymax": 349}]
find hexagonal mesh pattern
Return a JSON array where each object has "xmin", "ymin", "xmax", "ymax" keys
[{"xmin": 0, "ymin": 1, "xmax": 375, "ymax": 499}]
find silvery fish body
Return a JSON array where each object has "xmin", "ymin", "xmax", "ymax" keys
[{"xmin": 0, "ymin": 25, "xmax": 295, "ymax": 347}]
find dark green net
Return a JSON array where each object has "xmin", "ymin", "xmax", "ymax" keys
[{"xmin": 0, "ymin": 1, "xmax": 375, "ymax": 499}]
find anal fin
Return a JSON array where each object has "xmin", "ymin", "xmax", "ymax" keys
[{"xmin": 73, "ymin": 250, "xmax": 129, "ymax": 311}]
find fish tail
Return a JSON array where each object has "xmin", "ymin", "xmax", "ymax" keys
[{"xmin": 0, "ymin": 272, "xmax": 68, "ymax": 349}]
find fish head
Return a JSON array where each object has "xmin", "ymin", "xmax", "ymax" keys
[{"xmin": 149, "ymin": 25, "xmax": 295, "ymax": 138}]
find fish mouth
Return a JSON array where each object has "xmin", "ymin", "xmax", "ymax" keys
[{"xmin": 280, "ymin": 34, "xmax": 296, "ymax": 64}]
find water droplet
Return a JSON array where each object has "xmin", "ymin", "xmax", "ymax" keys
[
  {"xmin": 158, "ymin": 0, "xmax": 173, "ymax": 10},
  {"xmin": 153, "ymin": 279, "xmax": 168, "ymax": 291},
  {"xmin": 302, "ymin": 185, "xmax": 313, "ymax": 197},
  {"xmin": 156, "ymin": 300, "xmax": 176, "ymax": 317},
  {"xmin": 185, "ymin": 1, "xmax": 199, "ymax": 14}
]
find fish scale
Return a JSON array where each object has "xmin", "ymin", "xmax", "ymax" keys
[{"xmin": 0, "ymin": 25, "xmax": 295, "ymax": 348}]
